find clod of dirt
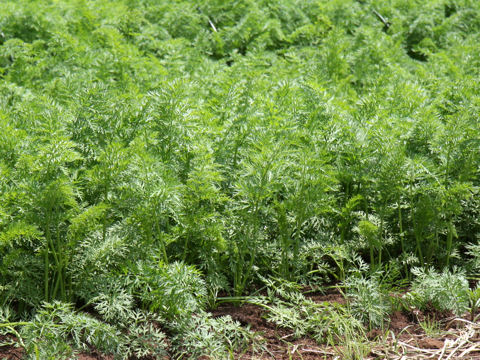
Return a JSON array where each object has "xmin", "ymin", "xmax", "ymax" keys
[
  {"xmin": 212, "ymin": 302, "xmax": 270, "ymax": 332},
  {"xmin": 389, "ymin": 311, "xmax": 410, "ymax": 331},
  {"xmin": 305, "ymin": 288, "xmax": 346, "ymax": 305},
  {"xmin": 0, "ymin": 335, "xmax": 24, "ymax": 360},
  {"xmin": 417, "ymin": 338, "xmax": 444, "ymax": 349}
]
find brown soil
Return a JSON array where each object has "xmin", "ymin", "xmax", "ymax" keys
[
  {"xmin": 389, "ymin": 311, "xmax": 411, "ymax": 331},
  {"xmin": 212, "ymin": 302, "xmax": 326, "ymax": 359},
  {"xmin": 304, "ymin": 287, "xmax": 346, "ymax": 305},
  {"xmin": 416, "ymin": 337, "xmax": 444, "ymax": 349},
  {"xmin": 76, "ymin": 350, "xmax": 114, "ymax": 360},
  {"xmin": 0, "ymin": 335, "xmax": 24, "ymax": 360},
  {"xmin": 212, "ymin": 290, "xmax": 480, "ymax": 359},
  {"xmin": 0, "ymin": 335, "xmax": 23, "ymax": 360}
]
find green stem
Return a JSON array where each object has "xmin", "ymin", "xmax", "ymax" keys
[
  {"xmin": 370, "ymin": 246, "xmax": 374, "ymax": 269},
  {"xmin": 156, "ymin": 221, "xmax": 168, "ymax": 264},
  {"xmin": 102, "ymin": 185, "xmax": 109, "ymax": 242},
  {"xmin": 292, "ymin": 218, "xmax": 302, "ymax": 279},
  {"xmin": 378, "ymin": 206, "xmax": 385, "ymax": 269},
  {"xmin": 182, "ymin": 232, "xmax": 189, "ymax": 262},
  {"xmin": 47, "ymin": 219, "xmax": 62, "ymax": 301},
  {"xmin": 0, "ymin": 322, "xmax": 31, "ymax": 328},
  {"xmin": 409, "ymin": 177, "xmax": 424, "ymax": 267},
  {"xmin": 238, "ymin": 239, "xmax": 257, "ymax": 296},
  {"xmin": 52, "ymin": 273, "xmax": 60, "ymax": 299},
  {"xmin": 44, "ymin": 211, "xmax": 51, "ymax": 302},
  {"xmin": 446, "ymin": 221, "xmax": 453, "ymax": 268},
  {"xmin": 56, "ymin": 222, "xmax": 66, "ymax": 301},
  {"xmin": 398, "ymin": 202, "xmax": 408, "ymax": 277},
  {"xmin": 415, "ymin": 231, "xmax": 424, "ymax": 267}
]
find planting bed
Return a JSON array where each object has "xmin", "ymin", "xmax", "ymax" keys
[
  {"xmin": 3, "ymin": 290, "xmax": 480, "ymax": 359},
  {"xmin": 213, "ymin": 291, "xmax": 480, "ymax": 359}
]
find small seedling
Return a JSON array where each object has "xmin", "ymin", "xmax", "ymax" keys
[{"xmin": 419, "ymin": 316, "xmax": 442, "ymax": 337}]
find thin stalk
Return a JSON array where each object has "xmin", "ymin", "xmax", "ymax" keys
[
  {"xmin": 56, "ymin": 221, "xmax": 66, "ymax": 300},
  {"xmin": 66, "ymin": 271, "xmax": 73, "ymax": 302},
  {"xmin": 233, "ymin": 251, "xmax": 241, "ymax": 296},
  {"xmin": 52, "ymin": 273, "xmax": 60, "ymax": 299},
  {"xmin": 156, "ymin": 221, "xmax": 168, "ymax": 264},
  {"xmin": 444, "ymin": 146, "xmax": 452, "ymax": 268},
  {"xmin": 0, "ymin": 322, "xmax": 31, "ymax": 328},
  {"xmin": 369, "ymin": 246, "xmax": 375, "ymax": 268},
  {"xmin": 44, "ymin": 211, "xmax": 51, "ymax": 302},
  {"xmin": 340, "ymin": 182, "xmax": 350, "ymax": 244},
  {"xmin": 414, "ymin": 230, "xmax": 424, "ymax": 267},
  {"xmin": 398, "ymin": 203, "xmax": 408, "ymax": 277},
  {"xmin": 102, "ymin": 183, "xmax": 110, "ymax": 243},
  {"xmin": 378, "ymin": 205, "xmax": 385, "ymax": 268},
  {"xmin": 446, "ymin": 221, "xmax": 453, "ymax": 267},
  {"xmin": 408, "ymin": 174, "xmax": 424, "ymax": 267},
  {"xmin": 182, "ymin": 230, "xmax": 190, "ymax": 263},
  {"xmin": 276, "ymin": 203, "xmax": 290, "ymax": 278},
  {"xmin": 47, "ymin": 220, "xmax": 62, "ymax": 300},
  {"xmin": 292, "ymin": 210, "xmax": 305, "ymax": 280}
]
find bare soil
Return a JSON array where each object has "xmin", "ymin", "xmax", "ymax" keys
[
  {"xmin": 212, "ymin": 301, "xmax": 323, "ymax": 360},
  {"xmin": 0, "ymin": 335, "xmax": 23, "ymax": 360}
]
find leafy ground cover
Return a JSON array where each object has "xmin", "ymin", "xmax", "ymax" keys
[{"xmin": 1, "ymin": 0, "xmax": 480, "ymax": 358}]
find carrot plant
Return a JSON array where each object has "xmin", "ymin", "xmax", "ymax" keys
[{"xmin": 1, "ymin": 0, "xmax": 480, "ymax": 356}]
